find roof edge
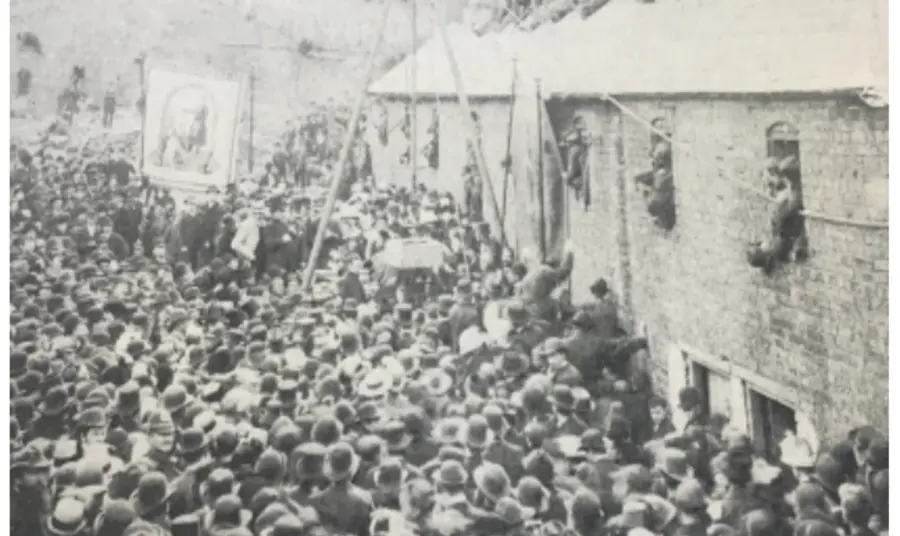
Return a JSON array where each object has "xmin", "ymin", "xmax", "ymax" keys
[{"xmin": 544, "ymin": 87, "xmax": 877, "ymax": 102}]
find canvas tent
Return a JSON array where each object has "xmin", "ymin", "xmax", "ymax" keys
[{"xmin": 367, "ymin": 24, "xmax": 541, "ymax": 253}]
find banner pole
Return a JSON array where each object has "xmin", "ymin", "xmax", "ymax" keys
[
  {"xmin": 301, "ymin": 0, "xmax": 394, "ymax": 289},
  {"xmin": 536, "ymin": 79, "xmax": 546, "ymax": 262}
]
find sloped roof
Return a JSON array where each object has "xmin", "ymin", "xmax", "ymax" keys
[
  {"xmin": 498, "ymin": 0, "xmax": 887, "ymax": 97},
  {"xmin": 368, "ymin": 23, "xmax": 518, "ymax": 98}
]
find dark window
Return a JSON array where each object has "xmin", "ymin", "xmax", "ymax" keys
[
  {"xmin": 766, "ymin": 121, "xmax": 800, "ymax": 161},
  {"xmin": 748, "ymin": 389, "xmax": 796, "ymax": 462},
  {"xmin": 765, "ymin": 122, "xmax": 802, "ymax": 195},
  {"xmin": 689, "ymin": 361, "xmax": 731, "ymax": 419}
]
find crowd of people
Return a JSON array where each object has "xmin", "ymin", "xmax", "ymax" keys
[{"xmin": 9, "ymin": 90, "xmax": 890, "ymax": 536}]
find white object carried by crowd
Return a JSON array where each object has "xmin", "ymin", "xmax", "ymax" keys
[{"xmin": 382, "ymin": 238, "xmax": 449, "ymax": 270}]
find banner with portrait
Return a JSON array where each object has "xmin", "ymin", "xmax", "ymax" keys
[{"xmin": 142, "ymin": 69, "xmax": 244, "ymax": 193}]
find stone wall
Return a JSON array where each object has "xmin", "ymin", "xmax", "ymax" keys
[{"xmin": 561, "ymin": 95, "xmax": 889, "ymax": 441}]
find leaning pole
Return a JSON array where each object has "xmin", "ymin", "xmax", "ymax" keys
[
  {"xmin": 436, "ymin": 0, "xmax": 507, "ymax": 253},
  {"xmin": 301, "ymin": 0, "xmax": 394, "ymax": 290}
]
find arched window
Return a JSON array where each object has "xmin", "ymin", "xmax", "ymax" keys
[
  {"xmin": 634, "ymin": 116, "xmax": 676, "ymax": 230},
  {"xmin": 746, "ymin": 120, "xmax": 808, "ymax": 273},
  {"xmin": 766, "ymin": 121, "xmax": 800, "ymax": 161},
  {"xmin": 765, "ymin": 122, "xmax": 802, "ymax": 196}
]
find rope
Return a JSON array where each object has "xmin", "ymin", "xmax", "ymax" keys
[{"xmin": 603, "ymin": 94, "xmax": 889, "ymax": 230}]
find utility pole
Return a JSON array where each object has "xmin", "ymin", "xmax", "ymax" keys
[
  {"xmin": 499, "ymin": 58, "xmax": 517, "ymax": 246},
  {"xmin": 410, "ymin": 0, "xmax": 418, "ymax": 189}
]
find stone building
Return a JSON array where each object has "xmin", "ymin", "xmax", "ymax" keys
[
  {"xmin": 506, "ymin": 0, "xmax": 888, "ymax": 448},
  {"xmin": 367, "ymin": 0, "xmax": 889, "ymax": 446}
]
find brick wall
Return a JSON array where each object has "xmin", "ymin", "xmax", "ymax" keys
[{"xmin": 561, "ymin": 96, "xmax": 889, "ymax": 441}]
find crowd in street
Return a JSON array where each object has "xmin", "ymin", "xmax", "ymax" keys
[{"xmin": 9, "ymin": 99, "xmax": 890, "ymax": 536}]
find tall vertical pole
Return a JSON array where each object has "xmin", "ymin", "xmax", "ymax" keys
[
  {"xmin": 302, "ymin": 0, "xmax": 394, "ymax": 289},
  {"xmin": 249, "ymin": 67, "xmax": 256, "ymax": 173},
  {"xmin": 137, "ymin": 55, "xmax": 146, "ymax": 90},
  {"xmin": 436, "ymin": 0, "xmax": 506, "ymax": 252},
  {"xmin": 137, "ymin": 53, "xmax": 147, "ymax": 171},
  {"xmin": 499, "ymin": 59, "xmax": 517, "ymax": 246},
  {"xmin": 410, "ymin": 0, "xmax": 418, "ymax": 189},
  {"xmin": 536, "ymin": 79, "xmax": 547, "ymax": 261}
]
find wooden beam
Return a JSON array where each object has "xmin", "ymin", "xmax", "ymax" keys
[
  {"xmin": 410, "ymin": 0, "xmax": 418, "ymax": 188},
  {"xmin": 435, "ymin": 0, "xmax": 506, "ymax": 252},
  {"xmin": 301, "ymin": 0, "xmax": 394, "ymax": 289}
]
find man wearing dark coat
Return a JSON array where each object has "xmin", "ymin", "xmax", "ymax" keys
[
  {"xmin": 517, "ymin": 244, "xmax": 574, "ymax": 323},
  {"xmin": 271, "ymin": 142, "xmax": 290, "ymax": 179},
  {"xmin": 216, "ymin": 214, "xmax": 237, "ymax": 259},
  {"xmin": 648, "ymin": 396, "xmax": 676, "ymax": 441},
  {"xmin": 261, "ymin": 215, "xmax": 297, "ymax": 275},
  {"xmin": 309, "ymin": 443, "xmax": 374, "ymax": 535},
  {"xmin": 483, "ymin": 405, "xmax": 525, "ymax": 485},
  {"xmin": 337, "ymin": 265, "xmax": 367, "ymax": 304},
  {"xmin": 563, "ymin": 310, "xmax": 647, "ymax": 387},
  {"xmin": 113, "ymin": 193, "xmax": 143, "ymax": 255},
  {"xmin": 582, "ymin": 277, "xmax": 619, "ymax": 339},
  {"xmin": 105, "ymin": 156, "xmax": 135, "ymax": 187},
  {"xmin": 31, "ymin": 401, "xmax": 70, "ymax": 441}
]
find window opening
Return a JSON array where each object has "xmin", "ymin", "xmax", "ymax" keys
[
  {"xmin": 634, "ymin": 116, "xmax": 675, "ymax": 230},
  {"xmin": 748, "ymin": 389, "xmax": 797, "ymax": 462},
  {"xmin": 689, "ymin": 361, "xmax": 731, "ymax": 419},
  {"xmin": 562, "ymin": 114, "xmax": 591, "ymax": 208},
  {"xmin": 747, "ymin": 121, "xmax": 808, "ymax": 273}
]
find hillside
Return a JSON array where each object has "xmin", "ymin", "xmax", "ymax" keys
[{"xmin": 11, "ymin": 0, "xmax": 468, "ymax": 143}]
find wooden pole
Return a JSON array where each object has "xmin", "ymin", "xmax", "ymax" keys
[
  {"xmin": 436, "ymin": 0, "xmax": 506, "ymax": 252},
  {"xmin": 227, "ymin": 75, "xmax": 248, "ymax": 192},
  {"xmin": 410, "ymin": 0, "xmax": 418, "ymax": 189},
  {"xmin": 137, "ymin": 54, "xmax": 147, "ymax": 171},
  {"xmin": 301, "ymin": 0, "xmax": 394, "ymax": 289},
  {"xmin": 536, "ymin": 97, "xmax": 569, "ymax": 251},
  {"xmin": 536, "ymin": 79, "xmax": 547, "ymax": 261},
  {"xmin": 249, "ymin": 67, "xmax": 255, "ymax": 173},
  {"xmin": 499, "ymin": 59, "xmax": 517, "ymax": 247}
]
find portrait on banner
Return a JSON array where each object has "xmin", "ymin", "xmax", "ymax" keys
[{"xmin": 142, "ymin": 69, "xmax": 243, "ymax": 191}]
